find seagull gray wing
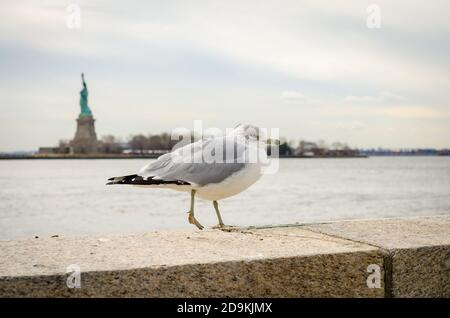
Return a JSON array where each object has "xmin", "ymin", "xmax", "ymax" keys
[{"xmin": 138, "ymin": 135, "xmax": 247, "ymax": 186}]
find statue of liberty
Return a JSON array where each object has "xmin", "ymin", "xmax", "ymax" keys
[{"xmin": 79, "ymin": 73, "xmax": 93, "ymax": 116}]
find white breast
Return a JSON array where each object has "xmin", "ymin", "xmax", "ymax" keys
[{"xmin": 195, "ymin": 163, "xmax": 262, "ymax": 201}]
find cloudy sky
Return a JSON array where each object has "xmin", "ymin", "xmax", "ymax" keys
[{"xmin": 0, "ymin": 0, "xmax": 449, "ymax": 151}]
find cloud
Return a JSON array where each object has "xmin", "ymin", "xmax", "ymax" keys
[
  {"xmin": 381, "ymin": 106, "xmax": 448, "ymax": 119},
  {"xmin": 336, "ymin": 121, "xmax": 367, "ymax": 130},
  {"xmin": 345, "ymin": 91, "xmax": 405, "ymax": 103},
  {"xmin": 1, "ymin": 0, "xmax": 450, "ymax": 150},
  {"xmin": 1, "ymin": 1, "xmax": 450, "ymax": 95},
  {"xmin": 316, "ymin": 104, "xmax": 450, "ymax": 119},
  {"xmin": 280, "ymin": 90, "xmax": 308, "ymax": 103}
]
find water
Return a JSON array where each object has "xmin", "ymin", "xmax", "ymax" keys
[{"xmin": 0, "ymin": 157, "xmax": 449, "ymax": 240}]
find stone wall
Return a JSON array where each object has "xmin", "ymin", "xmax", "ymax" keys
[
  {"xmin": 0, "ymin": 216, "xmax": 448, "ymax": 297},
  {"xmin": 71, "ymin": 115, "xmax": 99, "ymax": 153}
]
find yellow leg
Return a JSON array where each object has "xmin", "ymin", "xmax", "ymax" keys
[
  {"xmin": 187, "ymin": 189, "xmax": 204, "ymax": 230},
  {"xmin": 213, "ymin": 200, "xmax": 225, "ymax": 227}
]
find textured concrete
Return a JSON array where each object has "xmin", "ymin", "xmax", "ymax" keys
[
  {"xmin": 0, "ymin": 228, "xmax": 383, "ymax": 297},
  {"xmin": 304, "ymin": 215, "xmax": 450, "ymax": 297},
  {"xmin": 0, "ymin": 216, "xmax": 448, "ymax": 297}
]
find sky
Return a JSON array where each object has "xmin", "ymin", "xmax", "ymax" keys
[{"xmin": 0, "ymin": 0, "xmax": 449, "ymax": 151}]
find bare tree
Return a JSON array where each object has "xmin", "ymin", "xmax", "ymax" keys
[
  {"xmin": 129, "ymin": 135, "xmax": 148, "ymax": 154},
  {"xmin": 148, "ymin": 134, "xmax": 162, "ymax": 151},
  {"xmin": 101, "ymin": 135, "xmax": 122, "ymax": 154},
  {"xmin": 160, "ymin": 132, "xmax": 176, "ymax": 151}
]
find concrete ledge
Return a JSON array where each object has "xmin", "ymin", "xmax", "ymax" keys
[
  {"xmin": 0, "ymin": 216, "xmax": 448, "ymax": 297},
  {"xmin": 304, "ymin": 215, "xmax": 450, "ymax": 297}
]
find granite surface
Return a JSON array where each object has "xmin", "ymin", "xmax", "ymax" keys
[
  {"xmin": 0, "ymin": 216, "xmax": 448, "ymax": 297},
  {"xmin": 0, "ymin": 227, "xmax": 383, "ymax": 297},
  {"xmin": 304, "ymin": 215, "xmax": 450, "ymax": 297},
  {"xmin": 304, "ymin": 215, "xmax": 450, "ymax": 249}
]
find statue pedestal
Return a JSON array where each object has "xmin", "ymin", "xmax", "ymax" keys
[{"xmin": 71, "ymin": 115, "xmax": 99, "ymax": 153}]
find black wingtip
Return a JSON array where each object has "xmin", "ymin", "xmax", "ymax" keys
[
  {"xmin": 106, "ymin": 174, "xmax": 138, "ymax": 185},
  {"xmin": 105, "ymin": 174, "xmax": 190, "ymax": 186}
]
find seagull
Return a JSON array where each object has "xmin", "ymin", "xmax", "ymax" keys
[{"xmin": 107, "ymin": 124, "xmax": 267, "ymax": 230}]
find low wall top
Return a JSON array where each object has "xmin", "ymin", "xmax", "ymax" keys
[{"xmin": 0, "ymin": 215, "xmax": 448, "ymax": 297}]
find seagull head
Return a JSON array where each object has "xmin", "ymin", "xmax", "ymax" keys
[{"xmin": 231, "ymin": 123, "xmax": 265, "ymax": 141}]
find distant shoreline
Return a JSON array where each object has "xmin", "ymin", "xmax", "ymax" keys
[
  {"xmin": 0, "ymin": 154, "xmax": 370, "ymax": 160},
  {"xmin": 3, "ymin": 153, "xmax": 450, "ymax": 160},
  {"xmin": 0, "ymin": 154, "xmax": 161, "ymax": 160},
  {"xmin": 5, "ymin": 154, "xmax": 449, "ymax": 160}
]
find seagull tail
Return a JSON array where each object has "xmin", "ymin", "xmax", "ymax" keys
[{"xmin": 106, "ymin": 174, "xmax": 190, "ymax": 186}]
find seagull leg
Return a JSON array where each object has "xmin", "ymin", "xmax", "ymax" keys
[
  {"xmin": 213, "ymin": 200, "xmax": 225, "ymax": 228},
  {"xmin": 212, "ymin": 202, "xmax": 239, "ymax": 231},
  {"xmin": 187, "ymin": 189, "xmax": 204, "ymax": 230}
]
